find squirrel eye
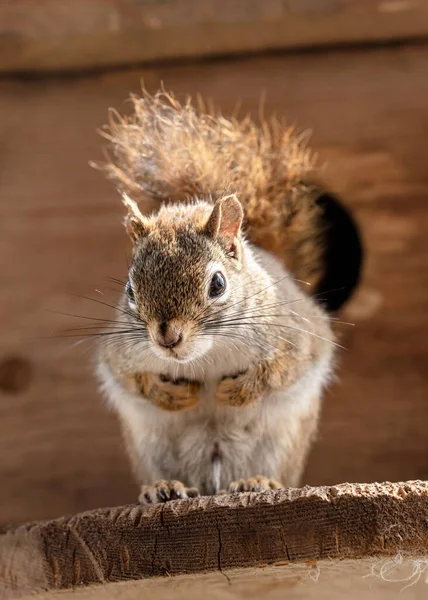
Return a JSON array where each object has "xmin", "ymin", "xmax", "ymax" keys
[
  {"xmin": 125, "ymin": 280, "xmax": 135, "ymax": 303},
  {"xmin": 209, "ymin": 271, "xmax": 226, "ymax": 298}
]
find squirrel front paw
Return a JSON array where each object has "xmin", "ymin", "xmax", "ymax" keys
[
  {"xmin": 139, "ymin": 480, "xmax": 199, "ymax": 504},
  {"xmin": 136, "ymin": 373, "xmax": 200, "ymax": 411},
  {"xmin": 215, "ymin": 369, "xmax": 260, "ymax": 407},
  {"xmin": 228, "ymin": 475, "xmax": 283, "ymax": 493}
]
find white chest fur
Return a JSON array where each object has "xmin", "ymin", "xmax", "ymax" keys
[{"xmin": 97, "ymin": 355, "xmax": 331, "ymax": 494}]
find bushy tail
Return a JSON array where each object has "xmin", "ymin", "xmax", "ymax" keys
[{"xmin": 98, "ymin": 89, "xmax": 324, "ymax": 287}]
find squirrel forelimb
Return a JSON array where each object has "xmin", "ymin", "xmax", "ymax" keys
[
  {"xmin": 135, "ymin": 373, "xmax": 200, "ymax": 411},
  {"xmin": 215, "ymin": 348, "xmax": 310, "ymax": 408},
  {"xmin": 125, "ymin": 343, "xmax": 312, "ymax": 412}
]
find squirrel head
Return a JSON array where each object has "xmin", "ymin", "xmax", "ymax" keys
[{"xmin": 122, "ymin": 194, "xmax": 247, "ymax": 363}]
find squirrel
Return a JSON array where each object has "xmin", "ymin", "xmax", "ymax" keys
[{"xmin": 95, "ymin": 90, "xmax": 335, "ymax": 504}]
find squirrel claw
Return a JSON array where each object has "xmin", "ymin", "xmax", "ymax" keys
[
  {"xmin": 228, "ymin": 475, "xmax": 283, "ymax": 493},
  {"xmin": 139, "ymin": 480, "xmax": 200, "ymax": 504}
]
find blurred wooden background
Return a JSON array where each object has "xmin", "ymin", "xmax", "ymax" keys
[
  {"xmin": 2, "ymin": 0, "xmax": 428, "ymax": 73},
  {"xmin": 1, "ymin": 1, "xmax": 428, "ymax": 526}
]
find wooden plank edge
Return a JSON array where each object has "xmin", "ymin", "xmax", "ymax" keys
[{"xmin": 0, "ymin": 481, "xmax": 427, "ymax": 599}]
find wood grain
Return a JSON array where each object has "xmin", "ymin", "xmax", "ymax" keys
[
  {"xmin": 16, "ymin": 560, "xmax": 428, "ymax": 600},
  {"xmin": 1, "ymin": 482, "xmax": 428, "ymax": 598},
  {"xmin": 0, "ymin": 41, "xmax": 428, "ymax": 524},
  {"xmin": 2, "ymin": 0, "xmax": 428, "ymax": 73}
]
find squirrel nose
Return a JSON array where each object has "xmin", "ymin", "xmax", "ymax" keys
[{"xmin": 157, "ymin": 322, "xmax": 183, "ymax": 349}]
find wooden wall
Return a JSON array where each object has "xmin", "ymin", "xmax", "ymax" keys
[
  {"xmin": 2, "ymin": 0, "xmax": 428, "ymax": 73},
  {"xmin": 1, "ymin": 40, "xmax": 428, "ymax": 525}
]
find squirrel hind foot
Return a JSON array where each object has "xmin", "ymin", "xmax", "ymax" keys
[{"xmin": 139, "ymin": 480, "xmax": 199, "ymax": 504}]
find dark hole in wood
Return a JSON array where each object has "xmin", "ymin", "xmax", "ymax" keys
[
  {"xmin": 0, "ymin": 356, "xmax": 32, "ymax": 394},
  {"xmin": 315, "ymin": 193, "xmax": 363, "ymax": 312}
]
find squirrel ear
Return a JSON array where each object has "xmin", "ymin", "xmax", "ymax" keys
[
  {"xmin": 122, "ymin": 193, "xmax": 149, "ymax": 241},
  {"xmin": 204, "ymin": 195, "xmax": 243, "ymax": 258}
]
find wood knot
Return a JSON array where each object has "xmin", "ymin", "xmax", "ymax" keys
[{"xmin": 0, "ymin": 355, "xmax": 32, "ymax": 393}]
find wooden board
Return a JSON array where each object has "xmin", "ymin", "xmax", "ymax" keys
[
  {"xmin": 2, "ymin": 0, "xmax": 428, "ymax": 73},
  {"xmin": 15, "ymin": 560, "xmax": 428, "ymax": 600},
  {"xmin": 0, "ymin": 41, "xmax": 428, "ymax": 525},
  {"xmin": 1, "ymin": 483, "xmax": 428, "ymax": 599}
]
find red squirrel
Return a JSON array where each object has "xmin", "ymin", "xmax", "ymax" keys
[{"xmin": 96, "ymin": 90, "xmax": 335, "ymax": 503}]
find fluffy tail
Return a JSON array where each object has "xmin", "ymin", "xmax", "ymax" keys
[{"xmin": 98, "ymin": 89, "xmax": 324, "ymax": 288}]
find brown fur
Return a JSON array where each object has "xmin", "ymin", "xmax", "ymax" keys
[
  {"xmin": 111, "ymin": 365, "xmax": 201, "ymax": 412},
  {"xmin": 137, "ymin": 373, "xmax": 200, "ymax": 412},
  {"xmin": 215, "ymin": 345, "xmax": 317, "ymax": 408},
  {"xmin": 98, "ymin": 89, "xmax": 324, "ymax": 288}
]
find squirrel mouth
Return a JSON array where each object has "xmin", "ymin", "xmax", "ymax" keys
[{"xmin": 155, "ymin": 344, "xmax": 188, "ymax": 362}]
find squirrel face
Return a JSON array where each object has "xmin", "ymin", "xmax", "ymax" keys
[{"xmin": 123, "ymin": 195, "xmax": 245, "ymax": 363}]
